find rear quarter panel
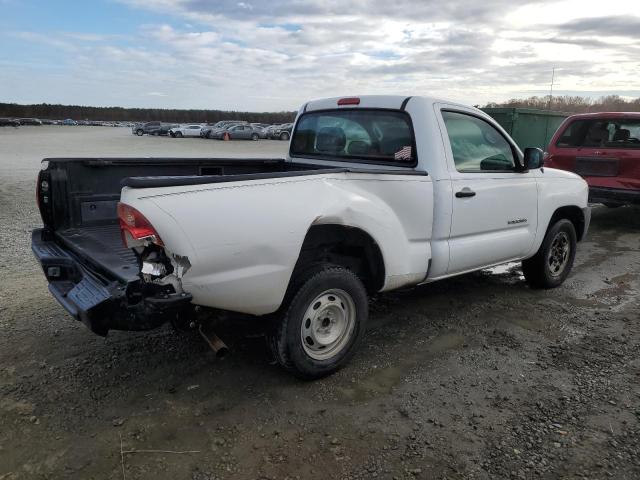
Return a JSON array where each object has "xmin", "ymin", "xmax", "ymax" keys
[{"xmin": 120, "ymin": 172, "xmax": 433, "ymax": 315}]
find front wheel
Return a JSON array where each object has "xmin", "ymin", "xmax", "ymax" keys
[
  {"xmin": 269, "ymin": 266, "xmax": 368, "ymax": 379},
  {"xmin": 174, "ymin": 131, "xmax": 183, "ymax": 138},
  {"xmin": 251, "ymin": 133, "xmax": 259, "ymax": 141},
  {"xmin": 136, "ymin": 129, "xmax": 144, "ymax": 136},
  {"xmin": 522, "ymin": 219, "xmax": 577, "ymax": 289}
]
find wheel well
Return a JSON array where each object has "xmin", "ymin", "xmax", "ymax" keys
[
  {"xmin": 549, "ymin": 206, "xmax": 585, "ymax": 241},
  {"xmin": 292, "ymin": 225, "xmax": 385, "ymax": 293}
]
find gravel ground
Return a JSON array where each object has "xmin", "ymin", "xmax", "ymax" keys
[{"xmin": 1, "ymin": 126, "xmax": 639, "ymax": 480}]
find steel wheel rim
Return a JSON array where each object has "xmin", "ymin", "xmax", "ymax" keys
[
  {"xmin": 547, "ymin": 231, "xmax": 570, "ymax": 277},
  {"xmin": 300, "ymin": 289, "xmax": 356, "ymax": 361}
]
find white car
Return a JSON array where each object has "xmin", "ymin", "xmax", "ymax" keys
[
  {"xmin": 169, "ymin": 124, "xmax": 203, "ymax": 138},
  {"xmin": 32, "ymin": 95, "xmax": 590, "ymax": 378}
]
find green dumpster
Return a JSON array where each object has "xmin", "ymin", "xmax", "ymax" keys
[{"xmin": 481, "ymin": 108, "xmax": 570, "ymax": 151}]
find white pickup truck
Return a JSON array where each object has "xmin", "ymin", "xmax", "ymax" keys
[{"xmin": 32, "ymin": 95, "xmax": 590, "ymax": 378}]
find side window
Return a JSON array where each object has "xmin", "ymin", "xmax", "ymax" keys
[{"xmin": 442, "ymin": 111, "xmax": 516, "ymax": 172}]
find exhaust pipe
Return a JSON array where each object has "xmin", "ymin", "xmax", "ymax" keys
[{"xmin": 198, "ymin": 324, "xmax": 229, "ymax": 359}]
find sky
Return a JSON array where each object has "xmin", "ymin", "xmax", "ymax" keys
[{"xmin": 0, "ymin": 0, "xmax": 638, "ymax": 111}]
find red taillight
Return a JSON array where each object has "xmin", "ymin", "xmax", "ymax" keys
[
  {"xmin": 117, "ymin": 202, "xmax": 163, "ymax": 246},
  {"xmin": 337, "ymin": 97, "xmax": 360, "ymax": 106}
]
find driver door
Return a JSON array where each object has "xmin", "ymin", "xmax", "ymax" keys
[
  {"xmin": 439, "ymin": 108, "xmax": 538, "ymax": 274},
  {"xmin": 230, "ymin": 125, "xmax": 247, "ymax": 139}
]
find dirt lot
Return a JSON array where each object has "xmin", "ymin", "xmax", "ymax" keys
[{"xmin": 1, "ymin": 126, "xmax": 639, "ymax": 480}]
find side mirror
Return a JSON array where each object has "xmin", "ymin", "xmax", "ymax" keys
[{"xmin": 523, "ymin": 147, "xmax": 544, "ymax": 170}]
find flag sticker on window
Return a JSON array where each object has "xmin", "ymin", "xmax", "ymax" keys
[{"xmin": 394, "ymin": 145, "xmax": 412, "ymax": 161}]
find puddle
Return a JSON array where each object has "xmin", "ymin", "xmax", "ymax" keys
[
  {"xmin": 563, "ymin": 272, "xmax": 638, "ymax": 310},
  {"xmin": 482, "ymin": 262, "xmax": 524, "ymax": 279},
  {"xmin": 561, "ymin": 296, "xmax": 601, "ymax": 308},
  {"xmin": 507, "ymin": 315, "xmax": 546, "ymax": 332},
  {"xmin": 338, "ymin": 331, "xmax": 465, "ymax": 403}
]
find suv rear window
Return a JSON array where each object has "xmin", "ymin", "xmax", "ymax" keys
[
  {"xmin": 557, "ymin": 118, "xmax": 640, "ymax": 149},
  {"xmin": 290, "ymin": 109, "xmax": 416, "ymax": 165}
]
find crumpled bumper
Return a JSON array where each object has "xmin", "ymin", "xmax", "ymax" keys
[{"xmin": 31, "ymin": 229, "xmax": 192, "ymax": 336}]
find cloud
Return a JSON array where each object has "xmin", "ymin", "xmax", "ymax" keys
[
  {"xmin": 5, "ymin": 0, "xmax": 639, "ymax": 109},
  {"xmin": 557, "ymin": 15, "xmax": 640, "ymax": 37}
]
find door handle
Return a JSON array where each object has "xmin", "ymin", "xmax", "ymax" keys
[{"xmin": 455, "ymin": 188, "xmax": 476, "ymax": 198}]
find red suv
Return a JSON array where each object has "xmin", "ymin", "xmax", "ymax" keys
[{"xmin": 545, "ymin": 112, "xmax": 640, "ymax": 206}]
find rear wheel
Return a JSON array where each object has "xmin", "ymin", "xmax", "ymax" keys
[
  {"xmin": 269, "ymin": 265, "xmax": 368, "ymax": 379},
  {"xmin": 251, "ymin": 133, "xmax": 259, "ymax": 141},
  {"xmin": 136, "ymin": 129, "xmax": 144, "ymax": 136},
  {"xmin": 522, "ymin": 219, "xmax": 577, "ymax": 289},
  {"xmin": 280, "ymin": 131, "xmax": 290, "ymax": 141}
]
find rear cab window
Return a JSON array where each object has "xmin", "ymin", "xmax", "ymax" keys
[
  {"xmin": 557, "ymin": 118, "xmax": 640, "ymax": 149},
  {"xmin": 290, "ymin": 109, "xmax": 417, "ymax": 166}
]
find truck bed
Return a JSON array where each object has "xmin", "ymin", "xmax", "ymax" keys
[
  {"xmin": 36, "ymin": 158, "xmax": 296, "ymax": 280},
  {"xmin": 33, "ymin": 156, "xmax": 428, "ymax": 334}
]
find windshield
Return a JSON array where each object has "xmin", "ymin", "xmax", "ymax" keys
[{"xmin": 290, "ymin": 109, "xmax": 416, "ymax": 165}]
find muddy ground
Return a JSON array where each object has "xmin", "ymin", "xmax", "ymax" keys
[{"xmin": 1, "ymin": 126, "xmax": 639, "ymax": 480}]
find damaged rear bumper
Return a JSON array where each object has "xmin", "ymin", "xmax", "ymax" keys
[{"xmin": 31, "ymin": 229, "xmax": 193, "ymax": 336}]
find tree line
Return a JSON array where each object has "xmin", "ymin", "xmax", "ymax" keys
[
  {"xmin": 3, "ymin": 95, "xmax": 638, "ymax": 122},
  {"xmin": 484, "ymin": 95, "xmax": 640, "ymax": 113},
  {"xmin": 0, "ymin": 102, "xmax": 297, "ymax": 124}
]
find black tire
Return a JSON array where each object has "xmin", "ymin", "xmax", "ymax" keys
[
  {"xmin": 280, "ymin": 131, "xmax": 290, "ymax": 141},
  {"xmin": 175, "ymin": 131, "xmax": 183, "ymax": 138},
  {"xmin": 522, "ymin": 219, "xmax": 577, "ymax": 289},
  {"xmin": 269, "ymin": 265, "xmax": 368, "ymax": 379},
  {"xmin": 136, "ymin": 129, "xmax": 144, "ymax": 136},
  {"xmin": 251, "ymin": 133, "xmax": 259, "ymax": 141},
  {"xmin": 206, "ymin": 131, "xmax": 212, "ymax": 139}
]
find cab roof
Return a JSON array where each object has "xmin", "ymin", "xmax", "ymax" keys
[{"xmin": 302, "ymin": 95, "xmax": 467, "ymax": 112}]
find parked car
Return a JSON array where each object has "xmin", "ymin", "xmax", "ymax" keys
[
  {"xmin": 200, "ymin": 121, "xmax": 247, "ymax": 138},
  {"xmin": 269, "ymin": 123, "xmax": 293, "ymax": 140},
  {"xmin": 158, "ymin": 123, "xmax": 178, "ymax": 135},
  {"xmin": 212, "ymin": 124, "xmax": 265, "ymax": 140},
  {"xmin": 32, "ymin": 95, "xmax": 589, "ymax": 378},
  {"xmin": 18, "ymin": 118, "xmax": 43, "ymax": 126},
  {"xmin": 62, "ymin": 119, "xmax": 78, "ymax": 126},
  {"xmin": 169, "ymin": 124, "xmax": 203, "ymax": 138},
  {"xmin": 132, "ymin": 121, "xmax": 162, "ymax": 136},
  {"xmin": 545, "ymin": 112, "xmax": 640, "ymax": 207},
  {"xmin": 0, "ymin": 118, "xmax": 20, "ymax": 127}
]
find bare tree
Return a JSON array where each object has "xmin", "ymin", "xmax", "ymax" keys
[{"xmin": 485, "ymin": 95, "xmax": 640, "ymax": 113}]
